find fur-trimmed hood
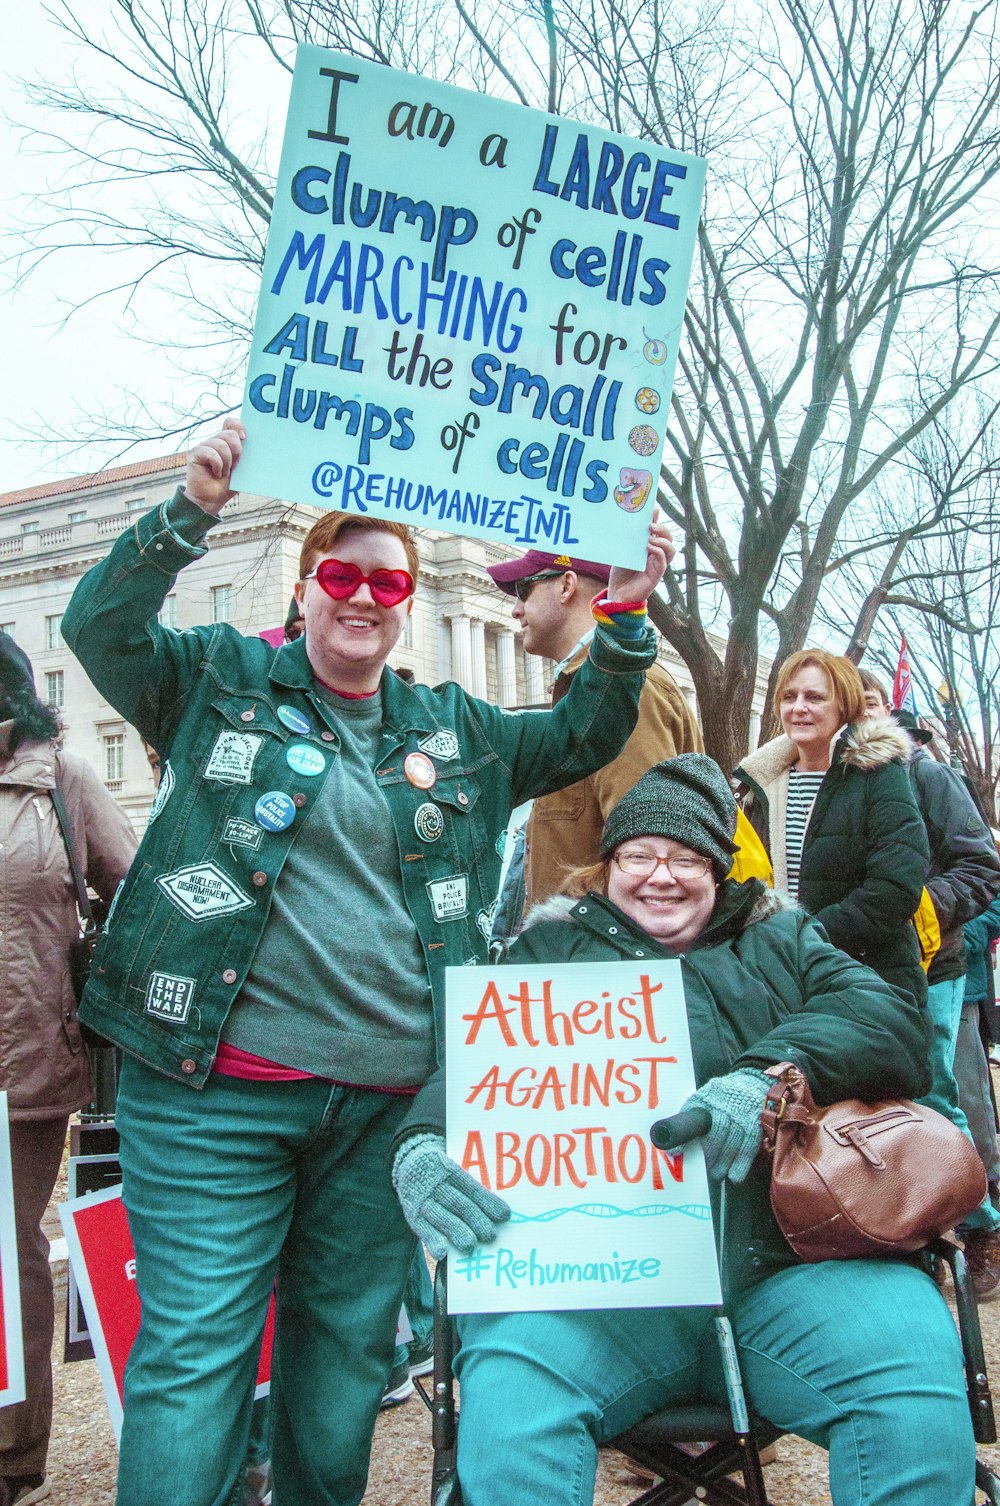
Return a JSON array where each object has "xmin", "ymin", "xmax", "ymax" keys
[{"xmin": 735, "ymin": 715, "xmax": 912, "ymax": 791}]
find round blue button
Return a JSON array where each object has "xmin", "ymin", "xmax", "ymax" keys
[
  {"xmin": 277, "ymin": 705, "xmax": 311, "ymax": 735},
  {"xmin": 285, "ymin": 743, "xmax": 326, "ymax": 777},
  {"xmin": 254, "ymin": 791, "xmax": 296, "ymax": 832}
]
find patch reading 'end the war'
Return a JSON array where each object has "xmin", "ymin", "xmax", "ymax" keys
[
  {"xmin": 155, "ymin": 863, "xmax": 255, "ymax": 922},
  {"xmin": 144, "ymin": 972, "xmax": 197, "ymax": 1023}
]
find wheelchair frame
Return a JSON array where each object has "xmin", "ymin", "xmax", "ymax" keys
[{"xmin": 417, "ymin": 1242, "xmax": 1000, "ymax": 1506}]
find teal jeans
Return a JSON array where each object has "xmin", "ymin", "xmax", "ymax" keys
[
  {"xmin": 455, "ymin": 1260, "xmax": 974, "ymax": 1506},
  {"xmin": 115, "ymin": 1057, "xmax": 416, "ymax": 1506}
]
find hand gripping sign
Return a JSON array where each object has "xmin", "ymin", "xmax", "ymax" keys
[
  {"xmin": 237, "ymin": 48, "xmax": 706, "ymax": 571},
  {"xmin": 444, "ymin": 960, "xmax": 721, "ymax": 1313}
]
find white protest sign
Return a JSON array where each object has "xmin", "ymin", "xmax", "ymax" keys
[
  {"xmin": 0, "ymin": 1092, "xmax": 25, "ymax": 1409},
  {"xmin": 445, "ymin": 960, "xmax": 721, "ymax": 1312},
  {"xmin": 237, "ymin": 47, "xmax": 706, "ymax": 570}
]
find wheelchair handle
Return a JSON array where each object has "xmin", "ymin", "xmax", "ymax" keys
[{"xmin": 650, "ymin": 1106, "xmax": 712, "ymax": 1151}]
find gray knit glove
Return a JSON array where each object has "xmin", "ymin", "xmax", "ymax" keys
[
  {"xmin": 392, "ymin": 1133, "xmax": 511, "ymax": 1259},
  {"xmin": 680, "ymin": 1068, "xmax": 773, "ymax": 1183}
]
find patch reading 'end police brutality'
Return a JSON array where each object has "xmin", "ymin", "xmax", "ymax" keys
[
  {"xmin": 155, "ymin": 863, "xmax": 255, "ymax": 922},
  {"xmin": 417, "ymin": 730, "xmax": 460, "ymax": 762},
  {"xmin": 144, "ymin": 971, "xmax": 197, "ymax": 1024},
  {"xmin": 204, "ymin": 731, "xmax": 265, "ymax": 784},
  {"xmin": 426, "ymin": 873, "xmax": 468, "ymax": 922}
]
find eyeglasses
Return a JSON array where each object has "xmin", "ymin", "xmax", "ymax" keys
[
  {"xmin": 513, "ymin": 570, "xmax": 566, "ymax": 602},
  {"xmin": 613, "ymin": 849, "xmax": 712, "ymax": 880},
  {"xmin": 303, "ymin": 558, "xmax": 415, "ymax": 608}
]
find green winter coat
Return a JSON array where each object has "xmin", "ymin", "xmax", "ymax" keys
[
  {"xmin": 397, "ymin": 879, "xmax": 932, "ymax": 1295},
  {"xmin": 734, "ymin": 721, "xmax": 929, "ymax": 1004},
  {"xmin": 61, "ymin": 492, "xmax": 657, "ymax": 1087}
]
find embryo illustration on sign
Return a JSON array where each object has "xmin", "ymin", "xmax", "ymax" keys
[{"xmin": 237, "ymin": 48, "xmax": 707, "ymax": 570}]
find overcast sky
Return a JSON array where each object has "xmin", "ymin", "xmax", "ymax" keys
[{"xmin": 1, "ymin": 2, "xmax": 271, "ymax": 496}]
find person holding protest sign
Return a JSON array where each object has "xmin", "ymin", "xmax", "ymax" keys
[
  {"xmin": 391, "ymin": 755, "xmax": 973, "ymax": 1506},
  {"xmin": 0, "ymin": 633, "xmax": 136, "ymax": 1506},
  {"xmin": 60, "ymin": 416, "xmax": 669, "ymax": 1506}
]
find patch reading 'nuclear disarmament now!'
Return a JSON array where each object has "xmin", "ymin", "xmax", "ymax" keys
[{"xmin": 155, "ymin": 864, "xmax": 255, "ymax": 922}]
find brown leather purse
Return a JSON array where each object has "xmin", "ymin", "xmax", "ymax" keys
[{"xmin": 760, "ymin": 1063, "xmax": 988, "ymax": 1260}]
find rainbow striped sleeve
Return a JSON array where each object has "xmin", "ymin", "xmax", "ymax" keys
[{"xmin": 591, "ymin": 592, "xmax": 648, "ymax": 639}]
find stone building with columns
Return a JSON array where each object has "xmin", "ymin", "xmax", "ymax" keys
[{"xmin": 0, "ymin": 452, "xmax": 767, "ymax": 827}]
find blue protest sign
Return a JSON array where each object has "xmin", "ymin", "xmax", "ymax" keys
[{"xmin": 238, "ymin": 48, "xmax": 706, "ymax": 569}]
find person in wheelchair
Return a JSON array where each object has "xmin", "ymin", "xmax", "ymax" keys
[{"xmin": 392, "ymin": 754, "xmax": 976, "ymax": 1506}]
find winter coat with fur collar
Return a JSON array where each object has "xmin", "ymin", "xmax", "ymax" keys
[{"xmin": 733, "ymin": 719, "xmax": 929, "ymax": 1004}]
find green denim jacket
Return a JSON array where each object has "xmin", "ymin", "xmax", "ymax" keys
[{"xmin": 62, "ymin": 493, "xmax": 656, "ymax": 1087}]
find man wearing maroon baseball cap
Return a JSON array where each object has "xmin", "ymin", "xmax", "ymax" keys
[
  {"xmin": 486, "ymin": 547, "xmax": 702, "ymax": 926},
  {"xmin": 486, "ymin": 549, "xmax": 612, "ymax": 594}
]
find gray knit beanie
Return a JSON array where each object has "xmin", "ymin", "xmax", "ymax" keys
[{"xmin": 600, "ymin": 754, "xmax": 738, "ymax": 877}]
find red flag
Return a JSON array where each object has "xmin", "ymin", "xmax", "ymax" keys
[{"xmin": 892, "ymin": 636, "xmax": 917, "ymax": 712}]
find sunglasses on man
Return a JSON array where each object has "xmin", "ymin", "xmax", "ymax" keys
[
  {"xmin": 303, "ymin": 558, "xmax": 415, "ymax": 608},
  {"xmin": 512, "ymin": 570, "xmax": 567, "ymax": 602}
]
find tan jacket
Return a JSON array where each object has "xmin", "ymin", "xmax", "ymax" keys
[
  {"xmin": 524, "ymin": 648, "xmax": 703, "ymax": 910},
  {"xmin": 0, "ymin": 726, "xmax": 137, "ymax": 1119}
]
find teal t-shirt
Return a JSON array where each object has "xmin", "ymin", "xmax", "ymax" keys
[{"xmin": 222, "ymin": 688, "xmax": 435, "ymax": 1086}]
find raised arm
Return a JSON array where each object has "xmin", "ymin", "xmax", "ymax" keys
[
  {"xmin": 61, "ymin": 420, "xmax": 246, "ymax": 751},
  {"xmin": 471, "ymin": 516, "xmax": 674, "ymax": 806}
]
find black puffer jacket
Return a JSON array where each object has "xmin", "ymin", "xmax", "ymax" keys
[
  {"xmin": 906, "ymin": 745, "xmax": 1000, "ymax": 984},
  {"xmin": 734, "ymin": 720, "xmax": 929, "ymax": 1004}
]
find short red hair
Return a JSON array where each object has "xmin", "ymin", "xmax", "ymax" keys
[
  {"xmin": 298, "ymin": 512, "xmax": 420, "ymax": 584},
  {"xmin": 773, "ymin": 649, "xmax": 866, "ymax": 726}
]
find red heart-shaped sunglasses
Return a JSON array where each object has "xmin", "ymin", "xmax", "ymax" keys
[{"xmin": 303, "ymin": 558, "xmax": 415, "ymax": 608}]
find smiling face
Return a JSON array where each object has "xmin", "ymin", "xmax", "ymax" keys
[
  {"xmin": 294, "ymin": 527, "xmax": 413, "ymax": 693},
  {"xmin": 606, "ymin": 836, "xmax": 717, "ymax": 950},
  {"xmin": 778, "ymin": 663, "xmax": 843, "ymax": 767}
]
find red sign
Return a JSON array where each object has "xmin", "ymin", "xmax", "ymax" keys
[
  {"xmin": 0, "ymin": 1093, "xmax": 25, "ymax": 1409},
  {"xmin": 60, "ymin": 1185, "xmax": 274, "ymax": 1440}
]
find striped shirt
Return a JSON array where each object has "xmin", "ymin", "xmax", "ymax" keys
[{"xmin": 786, "ymin": 769, "xmax": 825, "ymax": 900}]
